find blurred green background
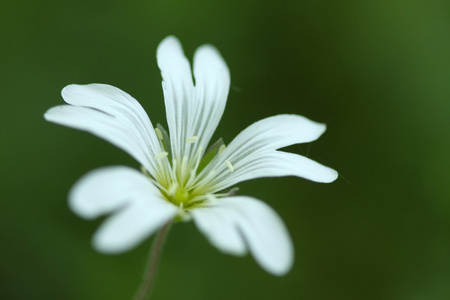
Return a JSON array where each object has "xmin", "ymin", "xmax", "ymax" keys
[{"xmin": 1, "ymin": 0, "xmax": 449, "ymax": 299}]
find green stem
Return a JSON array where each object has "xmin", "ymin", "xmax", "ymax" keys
[{"xmin": 133, "ymin": 221, "xmax": 172, "ymax": 300}]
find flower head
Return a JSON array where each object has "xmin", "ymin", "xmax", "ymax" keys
[{"xmin": 44, "ymin": 36, "xmax": 337, "ymax": 276}]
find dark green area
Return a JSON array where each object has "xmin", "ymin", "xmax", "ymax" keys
[{"xmin": 1, "ymin": 0, "xmax": 449, "ymax": 299}]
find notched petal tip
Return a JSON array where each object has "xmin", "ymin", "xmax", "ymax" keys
[
  {"xmin": 156, "ymin": 35, "xmax": 185, "ymax": 65},
  {"xmin": 194, "ymin": 44, "xmax": 227, "ymax": 65},
  {"xmin": 68, "ymin": 186, "xmax": 110, "ymax": 220},
  {"xmin": 61, "ymin": 83, "xmax": 77, "ymax": 96},
  {"xmin": 287, "ymin": 114, "xmax": 327, "ymax": 142},
  {"xmin": 66, "ymin": 166, "xmax": 158, "ymax": 220},
  {"xmin": 193, "ymin": 44, "xmax": 230, "ymax": 82},
  {"xmin": 261, "ymin": 243, "xmax": 294, "ymax": 276},
  {"xmin": 90, "ymin": 198, "xmax": 178, "ymax": 254},
  {"xmin": 43, "ymin": 106, "xmax": 57, "ymax": 121},
  {"xmin": 43, "ymin": 105, "xmax": 75, "ymax": 124},
  {"xmin": 321, "ymin": 168, "xmax": 339, "ymax": 183},
  {"xmin": 192, "ymin": 197, "xmax": 294, "ymax": 276},
  {"xmin": 60, "ymin": 83, "xmax": 91, "ymax": 103},
  {"xmin": 314, "ymin": 121, "xmax": 327, "ymax": 138},
  {"xmin": 158, "ymin": 35, "xmax": 181, "ymax": 51},
  {"xmin": 268, "ymin": 260, "xmax": 294, "ymax": 276},
  {"xmin": 92, "ymin": 232, "xmax": 130, "ymax": 254}
]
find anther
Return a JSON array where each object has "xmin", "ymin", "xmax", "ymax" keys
[
  {"xmin": 186, "ymin": 136, "xmax": 199, "ymax": 143},
  {"xmin": 155, "ymin": 152, "xmax": 169, "ymax": 160},
  {"xmin": 225, "ymin": 160, "xmax": 234, "ymax": 172},
  {"xmin": 218, "ymin": 144, "xmax": 226, "ymax": 155},
  {"xmin": 155, "ymin": 128, "xmax": 164, "ymax": 140}
]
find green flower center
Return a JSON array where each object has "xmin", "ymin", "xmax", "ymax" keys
[
  {"xmin": 144, "ymin": 124, "xmax": 235, "ymax": 212},
  {"xmin": 165, "ymin": 187, "xmax": 190, "ymax": 206}
]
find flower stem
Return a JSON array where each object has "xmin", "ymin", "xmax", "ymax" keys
[{"xmin": 133, "ymin": 221, "xmax": 172, "ymax": 300}]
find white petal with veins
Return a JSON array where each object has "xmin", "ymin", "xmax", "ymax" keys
[
  {"xmin": 94, "ymin": 197, "xmax": 177, "ymax": 253},
  {"xmin": 157, "ymin": 36, "xmax": 194, "ymax": 159},
  {"xmin": 69, "ymin": 166, "xmax": 177, "ymax": 253},
  {"xmin": 195, "ymin": 114, "xmax": 331, "ymax": 192},
  {"xmin": 207, "ymin": 151, "xmax": 338, "ymax": 193},
  {"xmin": 192, "ymin": 196, "xmax": 293, "ymax": 276},
  {"xmin": 44, "ymin": 84, "xmax": 163, "ymax": 177}
]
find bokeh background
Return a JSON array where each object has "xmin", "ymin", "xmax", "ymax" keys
[{"xmin": 1, "ymin": 0, "xmax": 449, "ymax": 299}]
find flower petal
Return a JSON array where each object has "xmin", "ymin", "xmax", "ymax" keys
[
  {"xmin": 157, "ymin": 36, "xmax": 230, "ymax": 163},
  {"xmin": 196, "ymin": 114, "xmax": 335, "ymax": 192},
  {"xmin": 207, "ymin": 151, "xmax": 338, "ymax": 192},
  {"xmin": 93, "ymin": 197, "xmax": 177, "ymax": 253},
  {"xmin": 190, "ymin": 205, "xmax": 247, "ymax": 256},
  {"xmin": 69, "ymin": 166, "xmax": 158, "ymax": 218},
  {"xmin": 44, "ymin": 84, "xmax": 164, "ymax": 176},
  {"xmin": 191, "ymin": 196, "xmax": 293, "ymax": 276},
  {"xmin": 69, "ymin": 166, "xmax": 178, "ymax": 253},
  {"xmin": 221, "ymin": 114, "xmax": 326, "ymax": 160},
  {"xmin": 190, "ymin": 44, "xmax": 230, "ymax": 156},
  {"xmin": 157, "ymin": 36, "xmax": 194, "ymax": 159}
]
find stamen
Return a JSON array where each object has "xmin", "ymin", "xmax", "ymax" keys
[
  {"xmin": 186, "ymin": 136, "xmax": 199, "ymax": 143},
  {"xmin": 191, "ymin": 170, "xmax": 216, "ymax": 191},
  {"xmin": 171, "ymin": 155, "xmax": 178, "ymax": 174},
  {"xmin": 185, "ymin": 169, "xmax": 197, "ymax": 189},
  {"xmin": 180, "ymin": 155, "xmax": 188, "ymax": 184},
  {"xmin": 225, "ymin": 160, "xmax": 234, "ymax": 172},
  {"xmin": 218, "ymin": 144, "xmax": 226, "ymax": 155},
  {"xmin": 168, "ymin": 182, "xmax": 177, "ymax": 196},
  {"xmin": 155, "ymin": 152, "xmax": 169, "ymax": 160},
  {"xmin": 150, "ymin": 178, "xmax": 169, "ymax": 193},
  {"xmin": 192, "ymin": 146, "xmax": 204, "ymax": 169},
  {"xmin": 155, "ymin": 127, "xmax": 164, "ymax": 140}
]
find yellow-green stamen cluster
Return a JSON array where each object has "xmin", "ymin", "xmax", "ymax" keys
[{"xmin": 145, "ymin": 125, "xmax": 234, "ymax": 212}]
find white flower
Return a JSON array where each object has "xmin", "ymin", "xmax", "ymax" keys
[{"xmin": 44, "ymin": 36, "xmax": 337, "ymax": 276}]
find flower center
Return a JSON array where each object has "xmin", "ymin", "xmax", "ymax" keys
[
  {"xmin": 165, "ymin": 185, "xmax": 190, "ymax": 206},
  {"xmin": 148, "ymin": 125, "xmax": 234, "ymax": 211},
  {"xmin": 160, "ymin": 181, "xmax": 211, "ymax": 211}
]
